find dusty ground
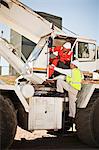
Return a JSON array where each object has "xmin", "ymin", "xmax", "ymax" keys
[
  {"xmin": 15, "ymin": 126, "xmax": 56, "ymax": 141},
  {"xmin": 10, "ymin": 126, "xmax": 98, "ymax": 150}
]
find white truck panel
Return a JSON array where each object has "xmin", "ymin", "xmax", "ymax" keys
[
  {"xmin": 77, "ymin": 84, "xmax": 99, "ymax": 108},
  {"xmin": 96, "ymin": 59, "xmax": 99, "ymax": 71},
  {"xmin": 79, "ymin": 61, "xmax": 98, "ymax": 72},
  {"xmin": 28, "ymin": 97, "xmax": 64, "ymax": 130}
]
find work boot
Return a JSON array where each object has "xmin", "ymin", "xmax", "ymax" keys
[{"xmin": 68, "ymin": 117, "xmax": 75, "ymax": 123}]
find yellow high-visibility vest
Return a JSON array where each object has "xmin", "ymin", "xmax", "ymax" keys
[{"xmin": 66, "ymin": 68, "xmax": 83, "ymax": 90}]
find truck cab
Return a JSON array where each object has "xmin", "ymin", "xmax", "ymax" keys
[{"xmin": 28, "ymin": 32, "xmax": 99, "ymax": 80}]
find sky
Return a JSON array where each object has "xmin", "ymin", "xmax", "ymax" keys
[{"xmin": 20, "ymin": 0, "xmax": 99, "ymax": 45}]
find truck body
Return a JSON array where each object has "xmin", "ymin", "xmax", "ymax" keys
[{"xmin": 0, "ymin": 0, "xmax": 99, "ymax": 149}]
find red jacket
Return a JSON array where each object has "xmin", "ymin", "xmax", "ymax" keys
[{"xmin": 51, "ymin": 46, "xmax": 73, "ymax": 63}]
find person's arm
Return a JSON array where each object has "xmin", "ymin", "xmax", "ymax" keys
[
  {"xmin": 54, "ymin": 66, "xmax": 72, "ymax": 76},
  {"xmin": 49, "ymin": 46, "xmax": 61, "ymax": 53},
  {"xmin": 54, "ymin": 46, "xmax": 62, "ymax": 52}
]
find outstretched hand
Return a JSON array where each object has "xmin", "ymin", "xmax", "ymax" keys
[
  {"xmin": 48, "ymin": 64, "xmax": 55, "ymax": 70},
  {"xmin": 51, "ymin": 64, "xmax": 55, "ymax": 68}
]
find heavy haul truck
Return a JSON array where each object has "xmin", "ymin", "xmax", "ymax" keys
[{"xmin": 0, "ymin": 0, "xmax": 99, "ymax": 149}]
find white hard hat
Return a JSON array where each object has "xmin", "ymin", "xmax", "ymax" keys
[
  {"xmin": 71, "ymin": 60, "xmax": 79, "ymax": 68},
  {"xmin": 63, "ymin": 42, "xmax": 71, "ymax": 49}
]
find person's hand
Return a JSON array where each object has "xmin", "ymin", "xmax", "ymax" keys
[
  {"xmin": 48, "ymin": 64, "xmax": 55, "ymax": 70},
  {"xmin": 49, "ymin": 48, "xmax": 54, "ymax": 53},
  {"xmin": 51, "ymin": 64, "xmax": 55, "ymax": 69}
]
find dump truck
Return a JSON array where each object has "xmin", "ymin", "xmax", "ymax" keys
[{"xmin": 0, "ymin": 0, "xmax": 99, "ymax": 149}]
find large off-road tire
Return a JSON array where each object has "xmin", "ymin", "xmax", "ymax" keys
[
  {"xmin": 75, "ymin": 92, "xmax": 99, "ymax": 147},
  {"xmin": 0, "ymin": 95, "xmax": 17, "ymax": 149}
]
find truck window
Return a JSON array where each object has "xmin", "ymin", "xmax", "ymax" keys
[
  {"xmin": 78, "ymin": 42, "xmax": 96, "ymax": 61},
  {"xmin": 28, "ymin": 37, "xmax": 47, "ymax": 62}
]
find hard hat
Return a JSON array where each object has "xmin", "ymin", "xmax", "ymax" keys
[
  {"xmin": 71, "ymin": 60, "xmax": 79, "ymax": 68},
  {"xmin": 63, "ymin": 42, "xmax": 71, "ymax": 49}
]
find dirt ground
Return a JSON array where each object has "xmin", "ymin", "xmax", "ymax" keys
[
  {"xmin": 15, "ymin": 126, "xmax": 56, "ymax": 141},
  {"xmin": 10, "ymin": 126, "xmax": 98, "ymax": 150}
]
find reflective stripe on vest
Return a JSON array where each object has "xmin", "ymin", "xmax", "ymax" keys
[{"xmin": 66, "ymin": 68, "xmax": 82, "ymax": 90}]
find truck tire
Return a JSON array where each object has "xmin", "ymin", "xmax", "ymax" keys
[
  {"xmin": 0, "ymin": 95, "xmax": 17, "ymax": 149},
  {"xmin": 75, "ymin": 94, "xmax": 99, "ymax": 147}
]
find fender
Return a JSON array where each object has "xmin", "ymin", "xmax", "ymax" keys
[
  {"xmin": 0, "ymin": 84, "xmax": 29, "ymax": 112},
  {"xmin": 77, "ymin": 84, "xmax": 99, "ymax": 108}
]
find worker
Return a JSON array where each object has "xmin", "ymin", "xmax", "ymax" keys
[
  {"xmin": 51, "ymin": 60, "xmax": 83, "ymax": 120},
  {"xmin": 48, "ymin": 42, "xmax": 73, "ymax": 78}
]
